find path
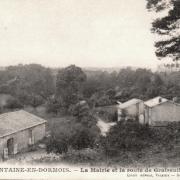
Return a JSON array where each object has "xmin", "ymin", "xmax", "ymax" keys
[{"xmin": 97, "ymin": 118, "xmax": 116, "ymax": 136}]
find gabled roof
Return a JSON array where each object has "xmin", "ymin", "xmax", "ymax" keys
[
  {"xmin": 119, "ymin": 98, "xmax": 142, "ymax": 109},
  {"xmin": 0, "ymin": 110, "xmax": 47, "ymax": 138},
  {"xmin": 144, "ymin": 96, "xmax": 168, "ymax": 108}
]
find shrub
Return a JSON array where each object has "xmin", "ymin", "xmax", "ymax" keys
[
  {"xmin": 110, "ymin": 111, "xmax": 118, "ymax": 122},
  {"xmin": 61, "ymin": 148, "xmax": 101, "ymax": 164},
  {"xmin": 150, "ymin": 122, "xmax": 180, "ymax": 147},
  {"xmin": 101, "ymin": 120, "xmax": 180, "ymax": 157},
  {"xmin": 70, "ymin": 127, "xmax": 96, "ymax": 150},
  {"xmin": 101, "ymin": 120, "xmax": 153, "ymax": 156},
  {"xmin": 96, "ymin": 95, "xmax": 112, "ymax": 106},
  {"xmin": 30, "ymin": 95, "xmax": 45, "ymax": 107},
  {"xmin": 4, "ymin": 98, "xmax": 23, "ymax": 109},
  {"xmin": 98, "ymin": 109, "xmax": 118, "ymax": 122},
  {"xmin": 46, "ymin": 121, "xmax": 100, "ymax": 154},
  {"xmin": 46, "ymin": 135, "xmax": 68, "ymax": 154},
  {"xmin": 17, "ymin": 92, "xmax": 45, "ymax": 108},
  {"xmin": 46, "ymin": 99, "xmax": 61, "ymax": 114}
]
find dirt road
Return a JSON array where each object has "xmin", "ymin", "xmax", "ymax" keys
[{"xmin": 97, "ymin": 118, "xmax": 116, "ymax": 136}]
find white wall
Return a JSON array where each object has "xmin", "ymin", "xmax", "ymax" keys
[{"xmin": 145, "ymin": 102, "xmax": 180, "ymax": 126}]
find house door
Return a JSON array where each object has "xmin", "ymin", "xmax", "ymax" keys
[
  {"xmin": 7, "ymin": 138, "xmax": 14, "ymax": 155},
  {"xmin": 28, "ymin": 129, "xmax": 34, "ymax": 145}
]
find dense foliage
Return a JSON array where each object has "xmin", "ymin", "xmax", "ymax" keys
[
  {"xmin": 56, "ymin": 65, "xmax": 87, "ymax": 110},
  {"xmin": 46, "ymin": 120, "xmax": 100, "ymax": 154},
  {"xmin": 83, "ymin": 68, "xmax": 180, "ymax": 104},
  {"xmin": 0, "ymin": 64, "xmax": 55, "ymax": 107},
  {"xmin": 102, "ymin": 120, "xmax": 180, "ymax": 157},
  {"xmin": 146, "ymin": 0, "xmax": 180, "ymax": 60},
  {"xmin": 0, "ymin": 63, "xmax": 179, "ymax": 165},
  {"xmin": 1, "ymin": 64, "xmax": 180, "ymax": 111},
  {"xmin": 46, "ymin": 98, "xmax": 100, "ymax": 154},
  {"xmin": 101, "ymin": 120, "xmax": 151, "ymax": 156}
]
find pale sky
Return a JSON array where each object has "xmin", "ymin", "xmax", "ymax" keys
[{"xmin": 0, "ymin": 0, "xmax": 158, "ymax": 68}]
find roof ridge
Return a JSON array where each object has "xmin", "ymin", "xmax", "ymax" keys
[
  {"xmin": 0, "ymin": 110, "xmax": 47, "ymax": 138},
  {"xmin": 120, "ymin": 98, "xmax": 142, "ymax": 109},
  {"xmin": 144, "ymin": 97, "xmax": 168, "ymax": 107}
]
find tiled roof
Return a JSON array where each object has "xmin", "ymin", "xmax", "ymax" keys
[
  {"xmin": 119, "ymin": 98, "xmax": 142, "ymax": 109},
  {"xmin": 144, "ymin": 96, "xmax": 168, "ymax": 108},
  {"xmin": 0, "ymin": 110, "xmax": 46, "ymax": 138}
]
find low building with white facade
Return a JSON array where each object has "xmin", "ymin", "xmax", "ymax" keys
[
  {"xmin": 118, "ymin": 98, "xmax": 144, "ymax": 122},
  {"xmin": 144, "ymin": 96, "xmax": 180, "ymax": 126}
]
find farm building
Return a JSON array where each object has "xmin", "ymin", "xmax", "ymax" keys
[
  {"xmin": 0, "ymin": 110, "xmax": 46, "ymax": 160},
  {"xmin": 118, "ymin": 98, "xmax": 144, "ymax": 122},
  {"xmin": 144, "ymin": 96, "xmax": 180, "ymax": 126}
]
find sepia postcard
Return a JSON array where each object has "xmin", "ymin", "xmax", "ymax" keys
[{"xmin": 0, "ymin": 0, "xmax": 179, "ymax": 179}]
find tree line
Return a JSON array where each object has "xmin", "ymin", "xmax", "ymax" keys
[{"xmin": 1, "ymin": 64, "xmax": 180, "ymax": 112}]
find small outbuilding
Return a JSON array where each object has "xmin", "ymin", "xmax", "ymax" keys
[
  {"xmin": 118, "ymin": 98, "xmax": 144, "ymax": 121},
  {"xmin": 144, "ymin": 96, "xmax": 180, "ymax": 126},
  {"xmin": 0, "ymin": 110, "xmax": 47, "ymax": 160}
]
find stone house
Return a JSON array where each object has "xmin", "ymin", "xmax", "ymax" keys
[
  {"xmin": 118, "ymin": 98, "xmax": 144, "ymax": 122},
  {"xmin": 144, "ymin": 96, "xmax": 180, "ymax": 126},
  {"xmin": 0, "ymin": 110, "xmax": 46, "ymax": 160}
]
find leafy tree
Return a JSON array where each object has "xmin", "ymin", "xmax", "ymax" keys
[
  {"xmin": 146, "ymin": 0, "xmax": 180, "ymax": 60},
  {"xmin": 96, "ymin": 95, "xmax": 112, "ymax": 106},
  {"xmin": 70, "ymin": 100, "xmax": 98, "ymax": 128},
  {"xmin": 70, "ymin": 125, "xmax": 97, "ymax": 150},
  {"xmin": 46, "ymin": 119, "xmax": 100, "ymax": 153},
  {"xmin": 70, "ymin": 100, "xmax": 89, "ymax": 119},
  {"xmin": 46, "ymin": 97, "xmax": 62, "ymax": 114},
  {"xmin": 46, "ymin": 136, "xmax": 68, "ymax": 154},
  {"xmin": 135, "ymin": 69, "xmax": 152, "ymax": 94},
  {"xmin": 117, "ymin": 68, "xmax": 135, "ymax": 88},
  {"xmin": 0, "ymin": 64, "xmax": 55, "ymax": 106},
  {"xmin": 83, "ymin": 67, "xmax": 180, "ymax": 102},
  {"xmin": 56, "ymin": 65, "xmax": 87, "ymax": 109},
  {"xmin": 106, "ymin": 89, "xmax": 116, "ymax": 99},
  {"xmin": 4, "ymin": 98, "xmax": 23, "ymax": 109},
  {"xmin": 82, "ymin": 78, "xmax": 99, "ymax": 98}
]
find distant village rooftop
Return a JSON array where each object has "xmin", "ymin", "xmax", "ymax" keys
[
  {"xmin": 119, "ymin": 98, "xmax": 142, "ymax": 109},
  {"xmin": 144, "ymin": 96, "xmax": 168, "ymax": 108},
  {"xmin": 0, "ymin": 110, "xmax": 47, "ymax": 138}
]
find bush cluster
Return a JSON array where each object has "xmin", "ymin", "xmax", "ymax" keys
[
  {"xmin": 61, "ymin": 148, "xmax": 101, "ymax": 164},
  {"xmin": 46, "ymin": 120, "xmax": 100, "ymax": 154},
  {"xmin": 4, "ymin": 98, "xmax": 23, "ymax": 109},
  {"xmin": 101, "ymin": 120, "xmax": 180, "ymax": 157}
]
